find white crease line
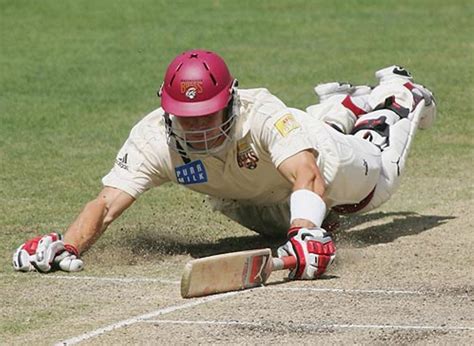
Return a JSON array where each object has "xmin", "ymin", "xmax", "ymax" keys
[
  {"xmin": 11, "ymin": 274, "xmax": 464, "ymax": 297},
  {"xmin": 42, "ymin": 274, "xmax": 180, "ymax": 285},
  {"xmin": 55, "ymin": 291, "xmax": 242, "ymax": 346},
  {"xmin": 14, "ymin": 274, "xmax": 448, "ymax": 295},
  {"xmin": 38, "ymin": 275, "xmax": 424, "ymax": 295},
  {"xmin": 141, "ymin": 319, "xmax": 474, "ymax": 332},
  {"xmin": 143, "ymin": 319, "xmax": 261, "ymax": 326},
  {"xmin": 268, "ymin": 287, "xmax": 424, "ymax": 295}
]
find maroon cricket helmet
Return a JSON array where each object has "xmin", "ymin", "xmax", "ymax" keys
[{"xmin": 160, "ymin": 49, "xmax": 235, "ymax": 117}]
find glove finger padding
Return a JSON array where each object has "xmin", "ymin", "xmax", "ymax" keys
[
  {"xmin": 303, "ymin": 239, "xmax": 336, "ymax": 279},
  {"xmin": 30, "ymin": 234, "xmax": 66, "ymax": 273},
  {"xmin": 12, "ymin": 235, "xmax": 45, "ymax": 272},
  {"xmin": 13, "ymin": 232, "xmax": 84, "ymax": 273},
  {"xmin": 278, "ymin": 227, "xmax": 336, "ymax": 280},
  {"xmin": 54, "ymin": 251, "xmax": 84, "ymax": 272},
  {"xmin": 12, "ymin": 247, "xmax": 34, "ymax": 272}
]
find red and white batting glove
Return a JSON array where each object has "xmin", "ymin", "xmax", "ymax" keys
[
  {"xmin": 277, "ymin": 227, "xmax": 336, "ymax": 280},
  {"xmin": 12, "ymin": 232, "xmax": 84, "ymax": 273}
]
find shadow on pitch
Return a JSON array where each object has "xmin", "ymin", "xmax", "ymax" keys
[
  {"xmin": 333, "ymin": 211, "xmax": 455, "ymax": 247},
  {"xmin": 123, "ymin": 211, "xmax": 454, "ymax": 258},
  {"xmin": 125, "ymin": 231, "xmax": 283, "ymax": 259}
]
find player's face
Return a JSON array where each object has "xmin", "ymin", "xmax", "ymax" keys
[{"xmin": 175, "ymin": 109, "xmax": 227, "ymax": 150}]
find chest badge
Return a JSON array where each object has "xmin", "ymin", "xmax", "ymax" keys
[
  {"xmin": 175, "ymin": 160, "xmax": 208, "ymax": 185},
  {"xmin": 236, "ymin": 140, "xmax": 259, "ymax": 170}
]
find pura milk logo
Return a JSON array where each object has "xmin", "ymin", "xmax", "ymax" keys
[{"xmin": 175, "ymin": 160, "xmax": 208, "ymax": 185}]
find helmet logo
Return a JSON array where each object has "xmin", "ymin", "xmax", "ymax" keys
[
  {"xmin": 185, "ymin": 87, "xmax": 197, "ymax": 99},
  {"xmin": 180, "ymin": 80, "xmax": 203, "ymax": 100}
]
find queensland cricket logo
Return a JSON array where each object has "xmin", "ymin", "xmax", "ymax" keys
[
  {"xmin": 180, "ymin": 80, "xmax": 203, "ymax": 100},
  {"xmin": 236, "ymin": 139, "xmax": 259, "ymax": 170},
  {"xmin": 185, "ymin": 87, "xmax": 197, "ymax": 99}
]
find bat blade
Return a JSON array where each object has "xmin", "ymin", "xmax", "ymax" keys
[{"xmin": 181, "ymin": 249, "xmax": 273, "ymax": 298}]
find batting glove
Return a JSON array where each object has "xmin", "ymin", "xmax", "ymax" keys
[
  {"xmin": 12, "ymin": 232, "xmax": 84, "ymax": 273},
  {"xmin": 278, "ymin": 227, "xmax": 336, "ymax": 280}
]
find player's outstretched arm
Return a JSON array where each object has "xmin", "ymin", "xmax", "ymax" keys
[
  {"xmin": 64, "ymin": 187, "xmax": 135, "ymax": 254},
  {"xmin": 12, "ymin": 187, "xmax": 135, "ymax": 273},
  {"xmin": 276, "ymin": 150, "xmax": 336, "ymax": 279}
]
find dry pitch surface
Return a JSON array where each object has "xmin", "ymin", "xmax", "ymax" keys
[{"xmin": 2, "ymin": 198, "xmax": 473, "ymax": 345}]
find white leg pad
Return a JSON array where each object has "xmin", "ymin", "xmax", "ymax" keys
[{"xmin": 358, "ymin": 102, "xmax": 424, "ymax": 212}]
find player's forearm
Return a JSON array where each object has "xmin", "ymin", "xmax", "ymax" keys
[
  {"xmin": 64, "ymin": 198, "xmax": 110, "ymax": 254},
  {"xmin": 292, "ymin": 163, "xmax": 325, "ymax": 197},
  {"xmin": 279, "ymin": 150, "xmax": 328, "ymax": 228}
]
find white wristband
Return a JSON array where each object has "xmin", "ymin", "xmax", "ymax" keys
[{"xmin": 290, "ymin": 189, "xmax": 326, "ymax": 227}]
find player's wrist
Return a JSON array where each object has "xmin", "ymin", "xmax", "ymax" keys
[
  {"xmin": 290, "ymin": 189, "xmax": 327, "ymax": 227},
  {"xmin": 64, "ymin": 243, "xmax": 79, "ymax": 257},
  {"xmin": 287, "ymin": 226, "xmax": 302, "ymax": 238}
]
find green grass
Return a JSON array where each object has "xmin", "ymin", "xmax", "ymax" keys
[{"xmin": 1, "ymin": 0, "xmax": 473, "ymax": 278}]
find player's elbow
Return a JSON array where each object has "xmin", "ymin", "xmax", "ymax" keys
[
  {"xmin": 93, "ymin": 187, "xmax": 134, "ymax": 228},
  {"xmin": 103, "ymin": 212, "xmax": 114, "ymax": 228},
  {"xmin": 84, "ymin": 197, "xmax": 115, "ymax": 228},
  {"xmin": 103, "ymin": 204, "xmax": 122, "ymax": 228},
  {"xmin": 101, "ymin": 199, "xmax": 129, "ymax": 228}
]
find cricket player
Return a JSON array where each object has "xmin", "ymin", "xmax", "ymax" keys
[{"xmin": 13, "ymin": 50, "xmax": 436, "ymax": 280}]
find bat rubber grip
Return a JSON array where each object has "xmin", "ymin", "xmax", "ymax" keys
[{"xmin": 272, "ymin": 256, "xmax": 297, "ymax": 271}]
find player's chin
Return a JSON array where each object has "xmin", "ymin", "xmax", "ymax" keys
[
  {"xmin": 187, "ymin": 140, "xmax": 207, "ymax": 150},
  {"xmin": 188, "ymin": 137, "xmax": 225, "ymax": 151}
]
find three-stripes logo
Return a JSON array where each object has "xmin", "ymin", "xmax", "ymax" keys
[{"xmin": 116, "ymin": 153, "xmax": 129, "ymax": 170}]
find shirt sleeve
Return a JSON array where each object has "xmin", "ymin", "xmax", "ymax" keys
[
  {"xmin": 102, "ymin": 113, "xmax": 170, "ymax": 199},
  {"xmin": 255, "ymin": 108, "xmax": 314, "ymax": 168}
]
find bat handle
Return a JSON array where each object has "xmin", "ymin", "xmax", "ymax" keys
[{"xmin": 272, "ymin": 256, "xmax": 297, "ymax": 271}]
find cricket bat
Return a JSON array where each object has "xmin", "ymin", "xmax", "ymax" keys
[{"xmin": 181, "ymin": 249, "xmax": 296, "ymax": 298}]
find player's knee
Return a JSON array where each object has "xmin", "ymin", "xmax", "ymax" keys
[{"xmin": 368, "ymin": 83, "xmax": 414, "ymax": 110}]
